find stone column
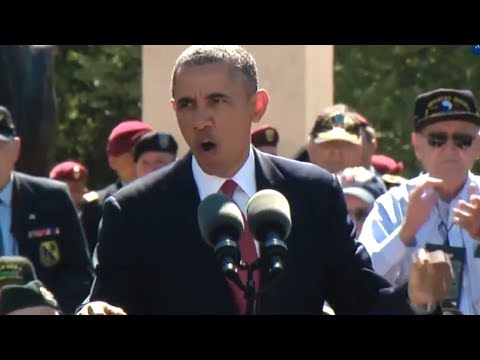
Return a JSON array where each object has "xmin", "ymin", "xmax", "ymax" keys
[{"xmin": 142, "ymin": 45, "xmax": 333, "ymax": 159}]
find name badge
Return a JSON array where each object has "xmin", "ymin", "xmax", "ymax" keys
[{"xmin": 425, "ymin": 243, "xmax": 465, "ymax": 309}]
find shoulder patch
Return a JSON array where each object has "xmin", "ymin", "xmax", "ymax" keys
[{"xmin": 83, "ymin": 191, "xmax": 99, "ymax": 203}]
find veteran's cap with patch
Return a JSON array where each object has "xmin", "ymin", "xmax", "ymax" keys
[
  {"xmin": 310, "ymin": 110, "xmax": 367, "ymax": 145},
  {"xmin": 0, "ymin": 280, "xmax": 61, "ymax": 315},
  {"xmin": 0, "ymin": 256, "xmax": 37, "ymax": 289},
  {"xmin": 413, "ymin": 88, "xmax": 480, "ymax": 131}
]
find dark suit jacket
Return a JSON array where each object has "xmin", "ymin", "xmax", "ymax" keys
[
  {"xmin": 90, "ymin": 150, "xmax": 414, "ymax": 315},
  {"xmin": 12, "ymin": 172, "xmax": 94, "ymax": 314},
  {"xmin": 81, "ymin": 181, "xmax": 122, "ymax": 255}
]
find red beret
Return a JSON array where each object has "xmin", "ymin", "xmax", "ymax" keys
[
  {"xmin": 356, "ymin": 112, "xmax": 369, "ymax": 125},
  {"xmin": 49, "ymin": 161, "xmax": 88, "ymax": 181},
  {"xmin": 371, "ymin": 154, "xmax": 404, "ymax": 175},
  {"xmin": 251, "ymin": 124, "xmax": 279, "ymax": 147},
  {"xmin": 107, "ymin": 120, "xmax": 154, "ymax": 157}
]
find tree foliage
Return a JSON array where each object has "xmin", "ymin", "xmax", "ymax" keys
[
  {"xmin": 54, "ymin": 45, "xmax": 141, "ymax": 189},
  {"xmin": 53, "ymin": 45, "xmax": 480, "ymax": 188},
  {"xmin": 335, "ymin": 45, "xmax": 480, "ymax": 177}
]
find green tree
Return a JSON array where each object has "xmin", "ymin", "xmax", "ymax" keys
[
  {"xmin": 54, "ymin": 45, "xmax": 142, "ymax": 189},
  {"xmin": 53, "ymin": 45, "xmax": 480, "ymax": 187},
  {"xmin": 335, "ymin": 45, "xmax": 480, "ymax": 177}
]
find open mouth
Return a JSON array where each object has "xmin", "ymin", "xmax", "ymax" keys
[{"xmin": 200, "ymin": 141, "xmax": 217, "ymax": 152}]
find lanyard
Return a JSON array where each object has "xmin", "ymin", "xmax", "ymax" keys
[{"xmin": 436, "ymin": 203, "xmax": 455, "ymax": 246}]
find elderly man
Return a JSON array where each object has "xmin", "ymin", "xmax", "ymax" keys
[
  {"xmin": 0, "ymin": 106, "xmax": 93, "ymax": 314},
  {"xmin": 359, "ymin": 88, "xmax": 480, "ymax": 315},
  {"xmin": 306, "ymin": 104, "xmax": 377, "ymax": 174},
  {"xmin": 338, "ymin": 167, "xmax": 387, "ymax": 239}
]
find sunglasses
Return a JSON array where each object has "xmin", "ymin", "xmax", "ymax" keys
[
  {"xmin": 350, "ymin": 208, "xmax": 371, "ymax": 222},
  {"xmin": 426, "ymin": 132, "xmax": 476, "ymax": 150}
]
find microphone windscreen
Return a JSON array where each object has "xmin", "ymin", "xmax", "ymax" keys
[
  {"xmin": 197, "ymin": 193, "xmax": 244, "ymax": 247},
  {"xmin": 247, "ymin": 189, "xmax": 291, "ymax": 241}
]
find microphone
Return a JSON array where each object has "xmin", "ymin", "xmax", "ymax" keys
[
  {"xmin": 247, "ymin": 189, "xmax": 291, "ymax": 279},
  {"xmin": 198, "ymin": 193, "xmax": 245, "ymax": 288}
]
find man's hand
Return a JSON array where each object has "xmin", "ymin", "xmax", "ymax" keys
[
  {"xmin": 400, "ymin": 177, "xmax": 442, "ymax": 246},
  {"xmin": 76, "ymin": 301, "xmax": 126, "ymax": 315},
  {"xmin": 408, "ymin": 249, "xmax": 454, "ymax": 307},
  {"xmin": 454, "ymin": 183, "xmax": 480, "ymax": 240}
]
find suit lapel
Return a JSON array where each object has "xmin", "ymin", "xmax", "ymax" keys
[
  {"xmin": 169, "ymin": 152, "xmax": 201, "ymax": 210},
  {"xmin": 254, "ymin": 149, "xmax": 284, "ymax": 192},
  {"xmin": 252, "ymin": 150, "xmax": 291, "ymax": 311}
]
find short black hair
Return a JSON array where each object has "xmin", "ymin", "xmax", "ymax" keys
[{"xmin": 171, "ymin": 45, "xmax": 258, "ymax": 98}]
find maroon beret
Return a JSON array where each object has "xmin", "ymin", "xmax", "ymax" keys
[
  {"xmin": 107, "ymin": 120, "xmax": 154, "ymax": 157},
  {"xmin": 371, "ymin": 154, "xmax": 404, "ymax": 175},
  {"xmin": 49, "ymin": 161, "xmax": 88, "ymax": 181},
  {"xmin": 251, "ymin": 124, "xmax": 279, "ymax": 147}
]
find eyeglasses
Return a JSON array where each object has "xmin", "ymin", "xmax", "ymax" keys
[
  {"xmin": 350, "ymin": 208, "xmax": 371, "ymax": 222},
  {"xmin": 426, "ymin": 132, "xmax": 476, "ymax": 150}
]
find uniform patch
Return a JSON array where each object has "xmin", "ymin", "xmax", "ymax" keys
[
  {"xmin": 265, "ymin": 128, "xmax": 275, "ymax": 143},
  {"xmin": 39, "ymin": 240, "xmax": 61, "ymax": 267},
  {"xmin": 83, "ymin": 191, "xmax": 99, "ymax": 203}
]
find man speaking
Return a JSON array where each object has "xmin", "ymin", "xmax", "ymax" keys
[{"xmin": 79, "ymin": 46, "xmax": 452, "ymax": 315}]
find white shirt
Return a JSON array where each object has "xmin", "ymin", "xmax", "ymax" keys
[
  {"xmin": 359, "ymin": 172, "xmax": 480, "ymax": 315},
  {"xmin": 0, "ymin": 174, "xmax": 18, "ymax": 256},
  {"xmin": 192, "ymin": 146, "xmax": 259, "ymax": 254}
]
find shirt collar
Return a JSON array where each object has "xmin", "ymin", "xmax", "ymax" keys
[
  {"xmin": 192, "ymin": 146, "xmax": 256, "ymax": 201},
  {"xmin": 453, "ymin": 171, "xmax": 478, "ymax": 204},
  {"xmin": 0, "ymin": 174, "xmax": 14, "ymax": 207}
]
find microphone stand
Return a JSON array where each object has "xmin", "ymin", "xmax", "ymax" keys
[{"xmin": 238, "ymin": 259, "xmax": 262, "ymax": 315}]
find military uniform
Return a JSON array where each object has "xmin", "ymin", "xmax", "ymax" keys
[
  {"xmin": 0, "ymin": 106, "xmax": 93, "ymax": 314},
  {"xmin": 81, "ymin": 180, "xmax": 122, "ymax": 256},
  {"xmin": 80, "ymin": 120, "xmax": 153, "ymax": 256}
]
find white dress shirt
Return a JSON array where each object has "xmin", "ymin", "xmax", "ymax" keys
[
  {"xmin": 359, "ymin": 172, "xmax": 480, "ymax": 315},
  {"xmin": 192, "ymin": 146, "xmax": 259, "ymax": 255}
]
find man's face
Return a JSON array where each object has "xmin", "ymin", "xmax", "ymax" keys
[
  {"xmin": 172, "ymin": 62, "xmax": 268, "ymax": 178},
  {"xmin": 135, "ymin": 151, "xmax": 176, "ymax": 178},
  {"xmin": 108, "ymin": 151, "xmax": 137, "ymax": 184},
  {"xmin": 308, "ymin": 140, "xmax": 363, "ymax": 174},
  {"xmin": 65, "ymin": 179, "xmax": 87, "ymax": 208},
  {"xmin": 412, "ymin": 120, "xmax": 480, "ymax": 181},
  {"xmin": 0, "ymin": 138, "xmax": 20, "ymax": 188},
  {"xmin": 344, "ymin": 193, "xmax": 373, "ymax": 239}
]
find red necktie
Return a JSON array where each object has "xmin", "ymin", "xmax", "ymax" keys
[{"xmin": 219, "ymin": 180, "xmax": 260, "ymax": 314}]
